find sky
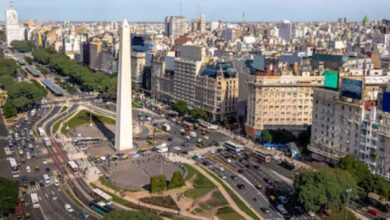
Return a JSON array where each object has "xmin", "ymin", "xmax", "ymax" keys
[{"xmin": 0, "ymin": 0, "xmax": 389, "ymax": 22}]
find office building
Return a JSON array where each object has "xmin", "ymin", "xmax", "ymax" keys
[
  {"xmin": 5, "ymin": 3, "xmax": 25, "ymax": 47},
  {"xmin": 165, "ymin": 16, "xmax": 188, "ymax": 40}
]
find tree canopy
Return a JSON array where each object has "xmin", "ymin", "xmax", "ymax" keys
[
  {"xmin": 168, "ymin": 171, "xmax": 185, "ymax": 189},
  {"xmin": 294, "ymin": 168, "xmax": 357, "ymax": 213},
  {"xmin": 104, "ymin": 210, "xmax": 163, "ymax": 220},
  {"xmin": 11, "ymin": 40, "xmax": 35, "ymax": 53},
  {"xmin": 189, "ymin": 108, "xmax": 207, "ymax": 119},
  {"xmin": 0, "ymin": 177, "xmax": 19, "ymax": 216},
  {"xmin": 172, "ymin": 100, "xmax": 189, "ymax": 115},
  {"xmin": 32, "ymin": 48, "xmax": 116, "ymax": 100}
]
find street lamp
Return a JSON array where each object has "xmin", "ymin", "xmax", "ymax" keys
[{"xmin": 345, "ymin": 188, "xmax": 352, "ymax": 220}]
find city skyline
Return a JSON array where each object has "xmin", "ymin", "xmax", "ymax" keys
[{"xmin": 1, "ymin": 0, "xmax": 389, "ymax": 22}]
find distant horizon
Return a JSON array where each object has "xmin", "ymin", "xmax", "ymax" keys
[{"xmin": 0, "ymin": 0, "xmax": 389, "ymax": 23}]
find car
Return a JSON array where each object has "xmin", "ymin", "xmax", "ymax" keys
[
  {"xmin": 368, "ymin": 208, "xmax": 381, "ymax": 217},
  {"xmin": 237, "ymin": 184, "xmax": 245, "ymax": 189},
  {"xmin": 42, "ymin": 159, "xmax": 47, "ymax": 165},
  {"xmin": 35, "ymin": 165, "xmax": 40, "ymax": 171},
  {"xmin": 26, "ymin": 166, "xmax": 31, "ymax": 173},
  {"xmin": 26, "ymin": 152, "xmax": 31, "ymax": 159},
  {"xmin": 231, "ymin": 175, "xmax": 237, "ymax": 180},
  {"xmin": 261, "ymin": 207, "xmax": 270, "ymax": 214},
  {"xmin": 189, "ymin": 131, "xmax": 197, "ymax": 138},
  {"xmin": 45, "ymin": 167, "xmax": 51, "ymax": 172},
  {"xmin": 256, "ymin": 184, "xmax": 263, "ymax": 190},
  {"xmin": 81, "ymin": 211, "xmax": 90, "ymax": 219},
  {"xmin": 278, "ymin": 196, "xmax": 288, "ymax": 204},
  {"xmin": 222, "ymin": 176, "xmax": 227, "ymax": 180},
  {"xmin": 54, "ymin": 179, "xmax": 60, "ymax": 187},
  {"xmin": 276, "ymin": 204, "xmax": 288, "ymax": 215},
  {"xmin": 65, "ymin": 204, "xmax": 74, "ymax": 212}
]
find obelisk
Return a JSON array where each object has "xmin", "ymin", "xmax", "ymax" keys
[{"xmin": 115, "ymin": 19, "xmax": 133, "ymax": 151}]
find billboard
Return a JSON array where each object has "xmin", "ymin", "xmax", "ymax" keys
[
  {"xmin": 341, "ymin": 78, "xmax": 363, "ymax": 100},
  {"xmin": 383, "ymin": 92, "xmax": 390, "ymax": 113},
  {"xmin": 324, "ymin": 70, "xmax": 339, "ymax": 90}
]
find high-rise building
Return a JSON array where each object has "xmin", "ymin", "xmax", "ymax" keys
[
  {"xmin": 165, "ymin": 16, "xmax": 188, "ymax": 40},
  {"xmin": 278, "ymin": 20, "xmax": 293, "ymax": 42},
  {"xmin": 115, "ymin": 19, "xmax": 133, "ymax": 151},
  {"xmin": 131, "ymin": 52, "xmax": 146, "ymax": 90},
  {"xmin": 198, "ymin": 14, "xmax": 206, "ymax": 33},
  {"xmin": 89, "ymin": 40, "xmax": 102, "ymax": 70},
  {"xmin": 5, "ymin": 2, "xmax": 25, "ymax": 47}
]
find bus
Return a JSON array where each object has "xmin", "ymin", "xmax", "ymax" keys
[
  {"xmin": 182, "ymin": 121, "xmax": 194, "ymax": 131},
  {"xmin": 198, "ymin": 120, "xmax": 218, "ymax": 130},
  {"xmin": 67, "ymin": 160, "xmax": 79, "ymax": 172},
  {"xmin": 4, "ymin": 147, "xmax": 12, "ymax": 156},
  {"xmin": 43, "ymin": 137, "xmax": 51, "ymax": 147},
  {"xmin": 30, "ymin": 193, "xmax": 40, "ymax": 208},
  {"xmin": 37, "ymin": 127, "xmax": 46, "ymax": 137},
  {"xmin": 224, "ymin": 141, "xmax": 245, "ymax": 154},
  {"xmin": 254, "ymin": 151, "xmax": 271, "ymax": 163},
  {"xmin": 92, "ymin": 188, "xmax": 112, "ymax": 204},
  {"xmin": 89, "ymin": 200, "xmax": 113, "ymax": 216},
  {"xmin": 9, "ymin": 158, "xmax": 20, "ymax": 178}
]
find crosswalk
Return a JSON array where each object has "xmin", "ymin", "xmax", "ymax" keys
[{"xmin": 27, "ymin": 178, "xmax": 57, "ymax": 194}]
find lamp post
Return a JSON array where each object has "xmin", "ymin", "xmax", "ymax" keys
[{"xmin": 345, "ymin": 188, "xmax": 352, "ymax": 220}]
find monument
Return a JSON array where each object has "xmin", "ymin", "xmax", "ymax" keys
[{"xmin": 115, "ymin": 19, "xmax": 133, "ymax": 151}]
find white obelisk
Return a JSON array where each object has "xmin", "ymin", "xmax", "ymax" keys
[{"xmin": 115, "ymin": 19, "xmax": 133, "ymax": 151}]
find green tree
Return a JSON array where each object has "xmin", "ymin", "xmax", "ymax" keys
[
  {"xmin": 172, "ymin": 100, "xmax": 189, "ymax": 115},
  {"xmin": 0, "ymin": 177, "xmax": 19, "ymax": 216},
  {"xmin": 260, "ymin": 129, "xmax": 272, "ymax": 143},
  {"xmin": 2, "ymin": 102, "xmax": 17, "ymax": 118},
  {"xmin": 337, "ymin": 155, "xmax": 375, "ymax": 192},
  {"xmin": 104, "ymin": 210, "xmax": 163, "ymax": 220},
  {"xmin": 168, "ymin": 171, "xmax": 185, "ymax": 189},
  {"xmin": 12, "ymin": 97, "xmax": 30, "ymax": 112},
  {"xmin": 24, "ymin": 57, "xmax": 33, "ymax": 65},
  {"xmin": 269, "ymin": 129, "xmax": 296, "ymax": 144},
  {"xmin": 0, "ymin": 75, "xmax": 16, "ymax": 90},
  {"xmin": 150, "ymin": 175, "xmax": 167, "ymax": 193},
  {"xmin": 11, "ymin": 40, "xmax": 35, "ymax": 53},
  {"xmin": 189, "ymin": 108, "xmax": 207, "ymax": 119},
  {"xmin": 294, "ymin": 168, "xmax": 357, "ymax": 213},
  {"xmin": 0, "ymin": 57, "xmax": 17, "ymax": 76}
]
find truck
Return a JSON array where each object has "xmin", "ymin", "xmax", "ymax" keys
[{"xmin": 162, "ymin": 123, "xmax": 171, "ymax": 132}]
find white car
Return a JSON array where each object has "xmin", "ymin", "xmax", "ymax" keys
[
  {"xmin": 54, "ymin": 179, "xmax": 60, "ymax": 187},
  {"xmin": 65, "ymin": 204, "xmax": 74, "ymax": 212},
  {"xmin": 189, "ymin": 131, "xmax": 197, "ymax": 138},
  {"xmin": 26, "ymin": 152, "xmax": 31, "ymax": 159},
  {"xmin": 42, "ymin": 159, "xmax": 48, "ymax": 165},
  {"xmin": 26, "ymin": 166, "xmax": 31, "ymax": 173},
  {"xmin": 173, "ymin": 146, "xmax": 182, "ymax": 151}
]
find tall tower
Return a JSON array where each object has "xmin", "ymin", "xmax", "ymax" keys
[
  {"xmin": 5, "ymin": 0, "xmax": 24, "ymax": 47},
  {"xmin": 115, "ymin": 19, "xmax": 133, "ymax": 151}
]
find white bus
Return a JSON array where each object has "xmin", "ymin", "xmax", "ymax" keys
[
  {"xmin": 37, "ymin": 127, "xmax": 46, "ymax": 137},
  {"xmin": 30, "ymin": 193, "xmax": 40, "ymax": 208},
  {"xmin": 224, "ymin": 141, "xmax": 245, "ymax": 154},
  {"xmin": 67, "ymin": 160, "xmax": 79, "ymax": 172},
  {"xmin": 9, "ymin": 158, "xmax": 20, "ymax": 178},
  {"xmin": 43, "ymin": 137, "xmax": 51, "ymax": 147},
  {"xmin": 92, "ymin": 188, "xmax": 112, "ymax": 204},
  {"xmin": 4, "ymin": 147, "xmax": 12, "ymax": 156}
]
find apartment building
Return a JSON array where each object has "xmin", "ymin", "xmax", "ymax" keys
[
  {"xmin": 309, "ymin": 73, "xmax": 390, "ymax": 164},
  {"xmin": 131, "ymin": 52, "xmax": 146, "ymax": 90},
  {"xmin": 152, "ymin": 54, "xmax": 175, "ymax": 103},
  {"xmin": 245, "ymin": 75, "xmax": 323, "ymax": 138},
  {"xmin": 195, "ymin": 62, "xmax": 239, "ymax": 122}
]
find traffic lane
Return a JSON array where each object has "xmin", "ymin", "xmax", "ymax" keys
[
  {"xmin": 25, "ymin": 193, "xmax": 45, "ymax": 220},
  {"xmin": 200, "ymin": 158, "xmax": 282, "ymax": 220},
  {"xmin": 39, "ymin": 185, "xmax": 85, "ymax": 220}
]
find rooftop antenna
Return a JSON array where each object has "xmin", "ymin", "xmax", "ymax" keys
[
  {"xmin": 242, "ymin": 11, "xmax": 246, "ymax": 24},
  {"xmin": 179, "ymin": 2, "xmax": 183, "ymax": 17},
  {"xmin": 10, "ymin": 0, "xmax": 14, "ymax": 8}
]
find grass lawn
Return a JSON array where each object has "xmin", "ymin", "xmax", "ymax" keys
[
  {"xmin": 216, "ymin": 206, "xmax": 244, "ymax": 220},
  {"xmin": 183, "ymin": 163, "xmax": 215, "ymax": 199},
  {"xmin": 61, "ymin": 110, "xmax": 115, "ymax": 133},
  {"xmin": 99, "ymin": 177, "xmax": 122, "ymax": 192},
  {"xmin": 208, "ymin": 191, "xmax": 228, "ymax": 207},
  {"xmin": 202, "ymin": 167, "xmax": 261, "ymax": 220},
  {"xmin": 60, "ymin": 105, "xmax": 68, "ymax": 113},
  {"xmin": 184, "ymin": 188, "xmax": 213, "ymax": 200},
  {"xmin": 183, "ymin": 163, "xmax": 197, "ymax": 181},
  {"xmin": 320, "ymin": 208, "xmax": 357, "ymax": 220}
]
